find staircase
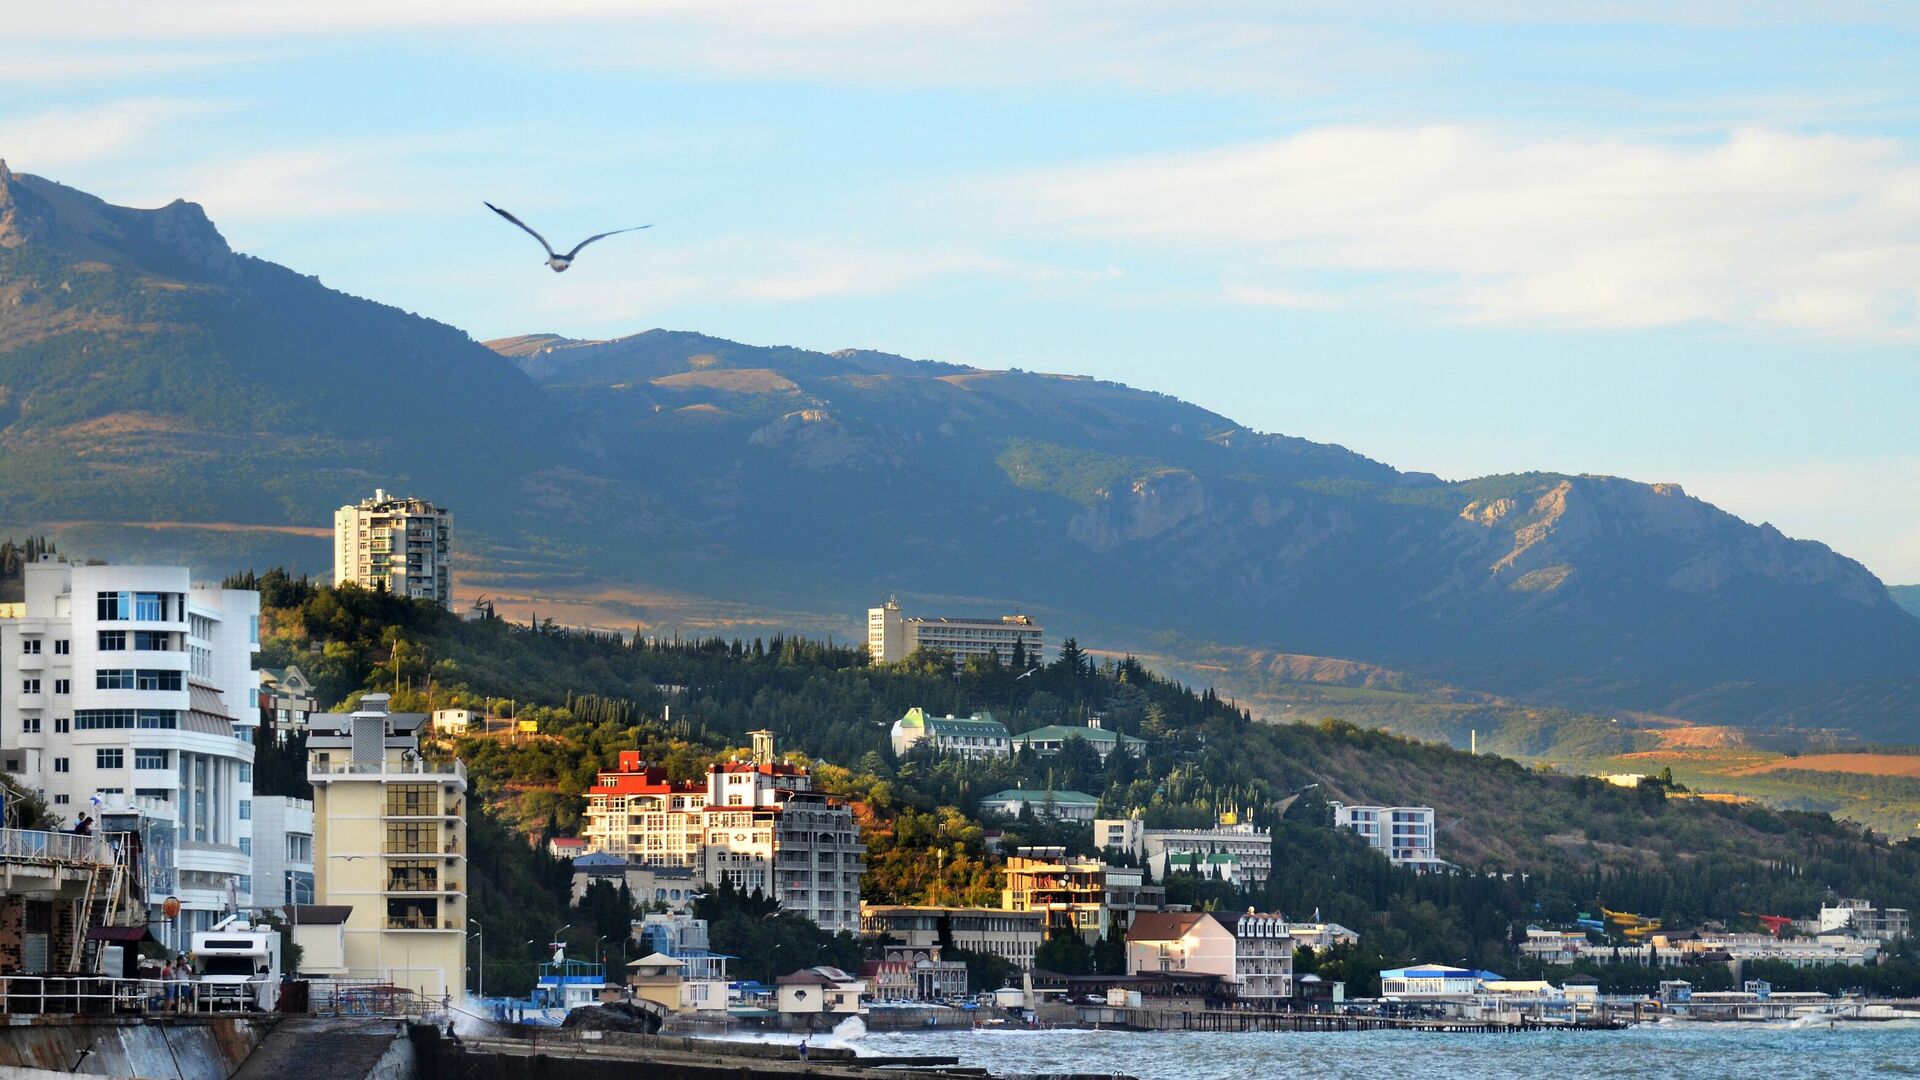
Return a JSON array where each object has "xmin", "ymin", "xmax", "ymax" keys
[{"xmin": 68, "ymin": 834, "xmax": 135, "ymax": 973}]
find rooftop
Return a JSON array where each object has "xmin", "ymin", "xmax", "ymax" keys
[{"xmin": 982, "ymin": 789, "xmax": 1099, "ymax": 805}]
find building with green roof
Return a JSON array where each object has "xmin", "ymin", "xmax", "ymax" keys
[
  {"xmin": 1010, "ymin": 721, "xmax": 1146, "ymax": 761},
  {"xmin": 978, "ymin": 788, "xmax": 1100, "ymax": 822},
  {"xmin": 890, "ymin": 708, "xmax": 1011, "ymax": 760}
]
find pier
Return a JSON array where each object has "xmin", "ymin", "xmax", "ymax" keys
[{"xmin": 1075, "ymin": 1005, "xmax": 1626, "ymax": 1033}]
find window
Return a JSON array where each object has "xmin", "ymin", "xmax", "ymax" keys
[
  {"xmin": 134, "ymin": 749, "xmax": 170, "ymax": 769},
  {"xmin": 21, "ymin": 678, "xmax": 39, "ymax": 694},
  {"xmin": 21, "ymin": 639, "xmax": 39, "ymax": 655},
  {"xmin": 52, "ymin": 794, "xmax": 69, "ymax": 805},
  {"xmin": 384, "ymin": 821, "xmax": 439, "ymax": 854},
  {"xmin": 238, "ymin": 763, "xmax": 252, "ymax": 783},
  {"xmin": 75, "ymin": 710, "xmax": 178, "ymax": 730},
  {"xmin": 386, "ymin": 859, "xmax": 440, "ymax": 892},
  {"xmin": 53, "ymin": 757, "xmax": 69, "ymax": 773},
  {"xmin": 53, "ymin": 679, "xmax": 69, "ymax": 696},
  {"xmin": 133, "ymin": 631, "xmax": 170, "ymax": 651},
  {"xmin": 20, "ymin": 717, "xmax": 38, "ymax": 734},
  {"xmin": 54, "ymin": 717, "xmax": 68, "ymax": 734},
  {"xmin": 97, "ymin": 592, "xmax": 130, "ymax": 620},
  {"xmin": 53, "ymin": 639, "xmax": 68, "ymax": 656},
  {"xmin": 134, "ymin": 788, "xmax": 172, "ymax": 802},
  {"xmin": 134, "ymin": 593, "xmax": 164, "ymax": 621},
  {"xmin": 238, "ymin": 799, "xmax": 251, "ymax": 820},
  {"xmin": 134, "ymin": 669, "xmax": 182, "ymax": 692},
  {"xmin": 98, "ymin": 631, "xmax": 127, "ymax": 651},
  {"xmin": 239, "ymin": 837, "xmax": 252, "ymax": 856},
  {"xmin": 386, "ymin": 783, "xmax": 437, "ymax": 817},
  {"xmin": 96, "ymin": 749, "xmax": 124, "ymax": 769},
  {"xmin": 96, "ymin": 669, "xmax": 133, "ymax": 690}
]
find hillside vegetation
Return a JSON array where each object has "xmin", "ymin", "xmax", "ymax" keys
[{"xmin": 247, "ymin": 573, "xmax": 1920, "ymax": 995}]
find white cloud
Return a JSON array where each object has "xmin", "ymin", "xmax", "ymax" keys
[
  {"xmin": 0, "ymin": 99, "xmax": 202, "ymax": 171},
  {"xmin": 999, "ymin": 125, "xmax": 1920, "ymax": 338}
]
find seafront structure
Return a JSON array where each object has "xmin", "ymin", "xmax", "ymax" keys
[
  {"xmin": 307, "ymin": 694, "xmax": 468, "ymax": 1001},
  {"xmin": 867, "ymin": 598, "xmax": 1044, "ymax": 664},
  {"xmin": 862, "ymin": 944, "xmax": 969, "ymax": 1001},
  {"xmin": 1001, "ymin": 847, "xmax": 1164, "ymax": 943},
  {"xmin": 1096, "ymin": 812, "xmax": 1275, "ymax": 888},
  {"xmin": 631, "ymin": 912, "xmax": 730, "ymax": 1011},
  {"xmin": 1328, "ymin": 802, "xmax": 1449, "ymax": 871},
  {"xmin": 1010, "ymin": 720, "xmax": 1145, "ymax": 761},
  {"xmin": 579, "ymin": 731, "xmax": 864, "ymax": 932},
  {"xmin": 1124, "ymin": 910, "xmax": 1294, "ymax": 1006},
  {"xmin": 333, "ymin": 490, "xmax": 454, "ymax": 608},
  {"xmin": 890, "ymin": 708, "xmax": 1012, "ymax": 760},
  {"xmin": 860, "ymin": 904, "xmax": 1045, "ymax": 970},
  {"xmin": 0, "ymin": 559, "xmax": 260, "ymax": 949}
]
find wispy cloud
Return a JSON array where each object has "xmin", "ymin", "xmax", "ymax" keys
[
  {"xmin": 0, "ymin": 99, "xmax": 204, "ymax": 171},
  {"xmin": 1000, "ymin": 125, "xmax": 1920, "ymax": 338}
]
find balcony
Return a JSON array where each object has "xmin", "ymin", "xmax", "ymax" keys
[{"xmin": 309, "ymin": 758, "xmax": 466, "ymax": 782}]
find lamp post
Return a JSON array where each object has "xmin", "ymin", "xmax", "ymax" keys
[{"xmin": 468, "ymin": 919, "xmax": 483, "ymax": 998}]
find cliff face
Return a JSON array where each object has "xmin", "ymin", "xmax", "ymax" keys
[{"xmin": 0, "ymin": 168, "xmax": 1914, "ymax": 736}]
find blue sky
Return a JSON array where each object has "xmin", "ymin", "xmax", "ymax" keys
[{"xmin": 5, "ymin": 3, "xmax": 1918, "ymax": 580}]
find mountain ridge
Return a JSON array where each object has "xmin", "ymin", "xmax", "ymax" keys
[{"xmin": 0, "ymin": 167, "xmax": 1915, "ymax": 739}]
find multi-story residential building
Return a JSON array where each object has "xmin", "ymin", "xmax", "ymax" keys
[
  {"xmin": 1520, "ymin": 926, "xmax": 1593, "ymax": 964},
  {"xmin": 258, "ymin": 665, "xmax": 318, "ymax": 745},
  {"xmin": 978, "ymin": 788, "xmax": 1099, "ymax": 823},
  {"xmin": 1097, "ymin": 812, "xmax": 1275, "ymax": 889},
  {"xmin": 0, "ymin": 559, "xmax": 259, "ymax": 950},
  {"xmin": 632, "ymin": 911, "xmax": 730, "ymax": 1011},
  {"xmin": 1126, "ymin": 911, "xmax": 1294, "ymax": 1006},
  {"xmin": 1010, "ymin": 721, "xmax": 1145, "ymax": 761},
  {"xmin": 1819, "ymin": 899, "xmax": 1909, "ymax": 941},
  {"xmin": 889, "ymin": 708, "xmax": 1011, "ymax": 760},
  {"xmin": 1002, "ymin": 847, "xmax": 1163, "ymax": 944},
  {"xmin": 569, "ymin": 851, "xmax": 699, "ymax": 909},
  {"xmin": 251, "ymin": 795, "xmax": 316, "ymax": 908},
  {"xmin": 333, "ymin": 490, "xmax": 453, "ymax": 609},
  {"xmin": 581, "ymin": 731, "xmax": 864, "ymax": 932},
  {"xmin": 867, "ymin": 599, "xmax": 1044, "ymax": 665},
  {"xmin": 860, "ymin": 904, "xmax": 1045, "ymax": 970},
  {"xmin": 307, "ymin": 694, "xmax": 468, "ymax": 1002},
  {"xmin": 1328, "ymin": 802, "xmax": 1448, "ymax": 871}
]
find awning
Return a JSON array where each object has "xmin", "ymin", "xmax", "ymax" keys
[{"xmin": 86, "ymin": 926, "xmax": 155, "ymax": 943}]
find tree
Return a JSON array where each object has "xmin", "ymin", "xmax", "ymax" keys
[{"xmin": 1033, "ymin": 929, "xmax": 1094, "ymax": 975}]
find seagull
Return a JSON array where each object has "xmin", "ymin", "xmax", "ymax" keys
[{"xmin": 484, "ymin": 202, "xmax": 651, "ymax": 272}]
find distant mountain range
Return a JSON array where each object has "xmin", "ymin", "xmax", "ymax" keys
[{"xmin": 3, "ymin": 164, "xmax": 1917, "ymax": 740}]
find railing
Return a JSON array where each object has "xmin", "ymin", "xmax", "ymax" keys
[
  {"xmin": 0, "ymin": 828, "xmax": 110, "ymax": 865},
  {"xmin": 309, "ymin": 758, "xmax": 466, "ymax": 780},
  {"xmin": 0, "ymin": 975, "xmax": 280, "ymax": 1016}
]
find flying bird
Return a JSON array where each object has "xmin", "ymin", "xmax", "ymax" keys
[{"xmin": 485, "ymin": 201, "xmax": 650, "ymax": 272}]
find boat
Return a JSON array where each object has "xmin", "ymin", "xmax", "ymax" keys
[{"xmin": 474, "ymin": 942, "xmax": 611, "ymax": 1026}]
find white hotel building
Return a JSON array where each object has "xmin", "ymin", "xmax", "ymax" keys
[{"xmin": 0, "ymin": 559, "xmax": 260, "ymax": 948}]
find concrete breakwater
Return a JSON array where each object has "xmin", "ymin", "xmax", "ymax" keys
[{"xmin": 0, "ymin": 1014, "xmax": 270, "ymax": 1080}]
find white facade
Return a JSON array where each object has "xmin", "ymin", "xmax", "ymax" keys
[
  {"xmin": 1097, "ymin": 814, "xmax": 1275, "ymax": 888},
  {"xmin": 1819, "ymin": 899, "xmax": 1909, "ymax": 941},
  {"xmin": 251, "ymin": 795, "xmax": 315, "ymax": 908},
  {"xmin": 334, "ymin": 490, "xmax": 453, "ymax": 608},
  {"xmin": 889, "ymin": 709, "xmax": 1011, "ymax": 760},
  {"xmin": 1126, "ymin": 911, "xmax": 1293, "ymax": 1005},
  {"xmin": 0, "ymin": 560, "xmax": 259, "ymax": 950},
  {"xmin": 867, "ymin": 600, "xmax": 1044, "ymax": 665},
  {"xmin": 1329, "ymin": 802, "xmax": 1447, "ymax": 870}
]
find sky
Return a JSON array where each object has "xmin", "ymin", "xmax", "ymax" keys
[{"xmin": 5, "ymin": 2, "xmax": 1918, "ymax": 580}]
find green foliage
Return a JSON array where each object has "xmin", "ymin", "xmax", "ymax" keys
[
  {"xmin": 693, "ymin": 880, "xmax": 862, "ymax": 983},
  {"xmin": 1033, "ymin": 929, "xmax": 1094, "ymax": 976}
]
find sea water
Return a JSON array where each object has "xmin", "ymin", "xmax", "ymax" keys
[{"xmin": 858, "ymin": 1021, "xmax": 1920, "ymax": 1079}]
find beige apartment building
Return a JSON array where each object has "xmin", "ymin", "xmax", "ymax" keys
[
  {"xmin": 860, "ymin": 904, "xmax": 1045, "ymax": 970},
  {"xmin": 307, "ymin": 694, "xmax": 468, "ymax": 1002},
  {"xmin": 334, "ymin": 490, "xmax": 453, "ymax": 609},
  {"xmin": 867, "ymin": 599, "xmax": 1044, "ymax": 665}
]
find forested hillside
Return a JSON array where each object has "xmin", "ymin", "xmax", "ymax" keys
[{"xmin": 246, "ymin": 572, "xmax": 1920, "ymax": 995}]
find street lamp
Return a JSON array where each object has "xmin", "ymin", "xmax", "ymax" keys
[{"xmin": 468, "ymin": 919, "xmax": 483, "ymax": 998}]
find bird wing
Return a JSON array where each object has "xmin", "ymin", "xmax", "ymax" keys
[
  {"xmin": 485, "ymin": 202, "xmax": 558, "ymax": 258},
  {"xmin": 563, "ymin": 225, "xmax": 653, "ymax": 261}
]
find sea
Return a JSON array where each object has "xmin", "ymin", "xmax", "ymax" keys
[{"xmin": 857, "ymin": 1021, "xmax": 1920, "ymax": 1079}]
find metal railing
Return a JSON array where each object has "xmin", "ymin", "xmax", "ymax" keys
[
  {"xmin": 0, "ymin": 828, "xmax": 110, "ymax": 865},
  {"xmin": 309, "ymin": 758, "xmax": 466, "ymax": 780},
  {"xmin": 0, "ymin": 975, "xmax": 447, "ymax": 1020}
]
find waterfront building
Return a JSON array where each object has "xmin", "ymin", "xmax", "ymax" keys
[
  {"xmin": 860, "ymin": 904, "xmax": 1044, "ymax": 970},
  {"xmin": 0, "ymin": 559, "xmax": 260, "ymax": 950},
  {"xmin": 1520, "ymin": 926, "xmax": 1592, "ymax": 964},
  {"xmin": 978, "ymin": 788, "xmax": 1099, "ymax": 823},
  {"xmin": 1378, "ymin": 965, "xmax": 1499, "ymax": 998},
  {"xmin": 1010, "ymin": 721, "xmax": 1145, "ymax": 761},
  {"xmin": 1125, "ymin": 911, "xmax": 1294, "ymax": 1006},
  {"xmin": 250, "ymin": 795, "xmax": 315, "ymax": 908},
  {"xmin": 889, "ymin": 708, "xmax": 1011, "ymax": 760},
  {"xmin": 580, "ymin": 731, "xmax": 863, "ymax": 932},
  {"xmin": 775, "ymin": 966, "xmax": 866, "ymax": 1017},
  {"xmin": 1096, "ymin": 812, "xmax": 1274, "ymax": 888},
  {"xmin": 1818, "ymin": 899, "xmax": 1909, "ymax": 941},
  {"xmin": 258, "ymin": 665, "xmax": 318, "ymax": 745},
  {"xmin": 631, "ymin": 911, "xmax": 729, "ymax": 1011},
  {"xmin": 1328, "ymin": 802, "xmax": 1449, "ymax": 871},
  {"xmin": 861, "ymin": 944, "xmax": 969, "ymax": 1002},
  {"xmin": 333, "ymin": 490, "xmax": 453, "ymax": 609},
  {"xmin": 867, "ymin": 598, "xmax": 1044, "ymax": 665},
  {"xmin": 1002, "ymin": 847, "xmax": 1164, "ymax": 943},
  {"xmin": 0, "ymin": 822, "xmax": 135, "ymax": 974},
  {"xmin": 306, "ymin": 694, "xmax": 468, "ymax": 1002},
  {"xmin": 1281, "ymin": 921, "xmax": 1360, "ymax": 951}
]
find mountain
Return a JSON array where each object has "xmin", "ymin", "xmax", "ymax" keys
[
  {"xmin": 2, "ymin": 165, "xmax": 1917, "ymax": 739},
  {"xmin": 1894, "ymin": 586, "xmax": 1920, "ymax": 619}
]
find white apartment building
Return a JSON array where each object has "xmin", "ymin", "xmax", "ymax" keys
[
  {"xmin": 867, "ymin": 599, "xmax": 1044, "ymax": 665},
  {"xmin": 307, "ymin": 696, "xmax": 468, "ymax": 1002},
  {"xmin": 582, "ymin": 731, "xmax": 864, "ymax": 933},
  {"xmin": 1329, "ymin": 802, "xmax": 1448, "ymax": 871},
  {"xmin": 0, "ymin": 560, "xmax": 259, "ymax": 949},
  {"xmin": 1097, "ymin": 812, "xmax": 1275, "ymax": 888},
  {"xmin": 334, "ymin": 490, "xmax": 453, "ymax": 609},
  {"xmin": 251, "ymin": 795, "xmax": 315, "ymax": 908},
  {"xmin": 1818, "ymin": 899, "xmax": 1910, "ymax": 941}
]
